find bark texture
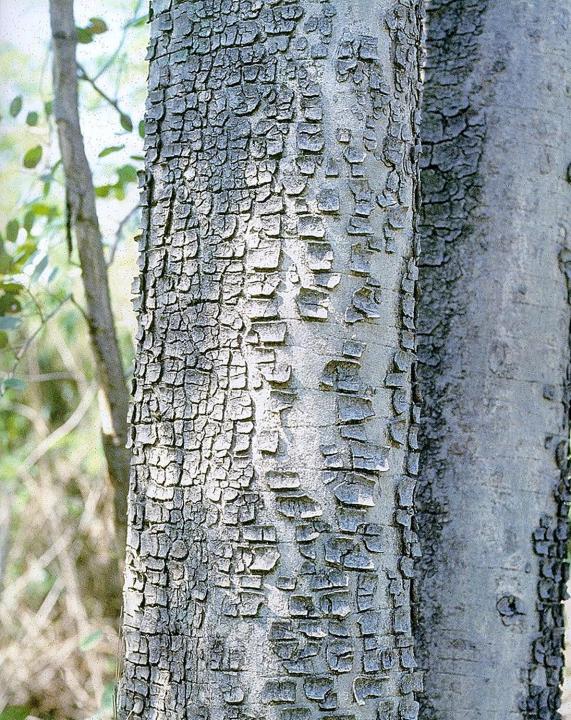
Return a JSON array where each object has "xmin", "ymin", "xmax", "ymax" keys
[
  {"xmin": 119, "ymin": 1, "xmax": 423, "ymax": 718},
  {"xmin": 49, "ymin": 0, "xmax": 131, "ymax": 542},
  {"xmin": 415, "ymin": 2, "xmax": 571, "ymax": 718}
]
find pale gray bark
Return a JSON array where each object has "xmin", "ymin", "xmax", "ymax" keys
[
  {"xmin": 118, "ymin": 1, "xmax": 422, "ymax": 718},
  {"xmin": 415, "ymin": 2, "xmax": 571, "ymax": 718},
  {"xmin": 49, "ymin": 0, "xmax": 130, "ymax": 543}
]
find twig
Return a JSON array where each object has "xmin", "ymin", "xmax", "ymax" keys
[
  {"xmin": 11, "ymin": 371, "xmax": 75, "ymax": 382},
  {"xmin": 2, "ymin": 294, "xmax": 72, "ymax": 396},
  {"xmin": 0, "ymin": 530, "xmax": 73, "ymax": 608},
  {"xmin": 93, "ymin": 0, "xmax": 144, "ymax": 81},
  {"xmin": 21, "ymin": 285, "xmax": 45, "ymax": 324},
  {"xmin": 77, "ymin": 62, "xmax": 128, "ymax": 121},
  {"xmin": 107, "ymin": 205, "xmax": 138, "ymax": 266},
  {"xmin": 19, "ymin": 383, "xmax": 97, "ymax": 474},
  {"xmin": 12, "ymin": 401, "xmax": 50, "ymax": 436},
  {"xmin": 69, "ymin": 293, "xmax": 89, "ymax": 324},
  {"xmin": 14, "ymin": 294, "xmax": 71, "ymax": 365}
]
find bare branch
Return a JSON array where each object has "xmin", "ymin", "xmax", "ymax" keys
[
  {"xmin": 77, "ymin": 62, "xmax": 128, "ymax": 121},
  {"xmin": 2, "ymin": 293, "xmax": 72, "ymax": 392},
  {"xmin": 107, "ymin": 204, "xmax": 138, "ymax": 266},
  {"xmin": 19, "ymin": 382, "xmax": 97, "ymax": 474},
  {"xmin": 93, "ymin": 0, "xmax": 144, "ymax": 81}
]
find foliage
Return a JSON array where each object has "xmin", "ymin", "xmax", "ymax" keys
[
  {"xmin": 0, "ymin": 0, "xmax": 146, "ymax": 395},
  {"xmin": 0, "ymin": 1, "xmax": 147, "ymax": 717}
]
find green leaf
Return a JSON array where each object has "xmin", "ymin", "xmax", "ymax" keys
[
  {"xmin": 0, "ymin": 294, "xmax": 21, "ymax": 315},
  {"xmin": 31, "ymin": 255, "xmax": 48, "ymax": 282},
  {"xmin": 130, "ymin": 154, "xmax": 145, "ymax": 162},
  {"xmin": 129, "ymin": 14, "xmax": 149, "ymax": 27},
  {"xmin": 0, "ymin": 282, "xmax": 23, "ymax": 294},
  {"xmin": 44, "ymin": 99, "xmax": 53, "ymax": 117},
  {"xmin": 0, "ymin": 254, "xmax": 11, "ymax": 274},
  {"xmin": 25, "ymin": 111, "xmax": 39, "ymax": 126},
  {"xmin": 76, "ymin": 26, "xmax": 93, "ymax": 44},
  {"xmin": 95, "ymin": 185, "xmax": 112, "ymax": 198},
  {"xmin": 80, "ymin": 629, "xmax": 103, "ymax": 651},
  {"xmin": 12, "ymin": 241, "xmax": 38, "ymax": 268},
  {"xmin": 23, "ymin": 210, "xmax": 35, "ymax": 233},
  {"xmin": 117, "ymin": 163, "xmax": 138, "ymax": 185},
  {"xmin": 98, "ymin": 144, "xmax": 124, "ymax": 158},
  {"xmin": 138, "ymin": 119, "xmax": 145, "ymax": 138},
  {"xmin": 9, "ymin": 96, "xmax": 22, "ymax": 118},
  {"xmin": 23, "ymin": 145, "xmax": 43, "ymax": 169},
  {"xmin": 113, "ymin": 185, "xmax": 126, "ymax": 201},
  {"xmin": 31, "ymin": 202, "xmax": 57, "ymax": 217},
  {"xmin": 6, "ymin": 220, "xmax": 19, "ymax": 243},
  {"xmin": 88, "ymin": 17, "xmax": 108, "ymax": 34},
  {"xmin": 3, "ymin": 378, "xmax": 27, "ymax": 392},
  {"xmin": 0, "ymin": 331, "xmax": 8, "ymax": 349},
  {"xmin": 0, "ymin": 316, "xmax": 21, "ymax": 330},
  {"xmin": 99, "ymin": 682, "xmax": 116, "ymax": 713},
  {"xmin": 120, "ymin": 113, "xmax": 133, "ymax": 132}
]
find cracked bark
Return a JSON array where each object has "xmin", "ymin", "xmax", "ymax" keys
[
  {"xmin": 118, "ymin": 1, "xmax": 423, "ymax": 718},
  {"xmin": 415, "ymin": 2, "xmax": 571, "ymax": 718},
  {"xmin": 49, "ymin": 0, "xmax": 131, "ymax": 545}
]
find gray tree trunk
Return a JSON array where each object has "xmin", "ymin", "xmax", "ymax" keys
[
  {"xmin": 415, "ymin": 2, "xmax": 571, "ymax": 718},
  {"xmin": 118, "ymin": 1, "xmax": 423, "ymax": 718}
]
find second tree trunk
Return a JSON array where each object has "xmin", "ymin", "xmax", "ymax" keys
[{"xmin": 416, "ymin": 1, "xmax": 571, "ymax": 718}]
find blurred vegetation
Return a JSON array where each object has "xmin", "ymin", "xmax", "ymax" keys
[{"xmin": 0, "ymin": 2, "xmax": 147, "ymax": 717}]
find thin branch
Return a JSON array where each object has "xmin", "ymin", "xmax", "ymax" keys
[
  {"xmin": 21, "ymin": 285, "xmax": 46, "ymax": 324},
  {"xmin": 14, "ymin": 294, "xmax": 70, "ymax": 364},
  {"xmin": 14, "ymin": 371, "xmax": 75, "ymax": 383},
  {"xmin": 107, "ymin": 204, "xmax": 138, "ymax": 266},
  {"xmin": 77, "ymin": 62, "xmax": 128, "ymax": 121},
  {"xmin": 0, "ymin": 530, "xmax": 73, "ymax": 608},
  {"xmin": 69, "ymin": 293, "xmax": 89, "ymax": 324},
  {"xmin": 2, "ymin": 294, "xmax": 72, "ymax": 393},
  {"xmin": 93, "ymin": 0, "xmax": 144, "ymax": 81},
  {"xmin": 113, "ymin": 52, "xmax": 127, "ymax": 101},
  {"xmin": 19, "ymin": 382, "xmax": 97, "ymax": 474}
]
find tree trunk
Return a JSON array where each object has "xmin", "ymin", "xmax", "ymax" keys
[
  {"xmin": 50, "ymin": 0, "xmax": 131, "ymax": 546},
  {"xmin": 118, "ymin": 1, "xmax": 423, "ymax": 718},
  {"xmin": 415, "ymin": 2, "xmax": 571, "ymax": 718}
]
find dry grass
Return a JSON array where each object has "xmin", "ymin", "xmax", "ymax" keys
[{"xmin": 0, "ymin": 337, "xmax": 122, "ymax": 719}]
